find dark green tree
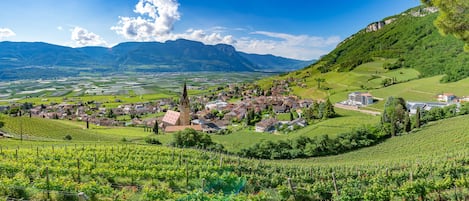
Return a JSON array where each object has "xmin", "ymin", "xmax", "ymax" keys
[
  {"xmin": 381, "ymin": 97, "xmax": 408, "ymax": 136},
  {"xmin": 421, "ymin": 0, "xmax": 469, "ymax": 51},
  {"xmin": 106, "ymin": 109, "xmax": 116, "ymax": 119},
  {"xmin": 304, "ymin": 107, "xmax": 314, "ymax": 121},
  {"xmin": 153, "ymin": 119, "xmax": 159, "ymax": 134},
  {"xmin": 314, "ymin": 78, "xmax": 326, "ymax": 89},
  {"xmin": 322, "ymin": 98, "xmax": 336, "ymax": 119},
  {"xmin": 404, "ymin": 113, "xmax": 411, "ymax": 133},
  {"xmin": 415, "ymin": 107, "xmax": 421, "ymax": 128}
]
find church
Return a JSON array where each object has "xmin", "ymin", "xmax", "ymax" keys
[{"xmin": 161, "ymin": 82, "xmax": 202, "ymax": 133}]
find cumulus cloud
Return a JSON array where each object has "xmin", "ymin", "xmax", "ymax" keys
[
  {"xmin": 110, "ymin": 0, "xmax": 339, "ymax": 60},
  {"xmin": 234, "ymin": 31, "xmax": 341, "ymax": 60},
  {"xmin": 112, "ymin": 0, "xmax": 180, "ymax": 41},
  {"xmin": 0, "ymin": 28, "xmax": 16, "ymax": 39},
  {"xmin": 71, "ymin": 26, "xmax": 107, "ymax": 46}
]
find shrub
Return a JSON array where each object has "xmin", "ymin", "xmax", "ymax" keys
[{"xmin": 144, "ymin": 137, "xmax": 162, "ymax": 145}]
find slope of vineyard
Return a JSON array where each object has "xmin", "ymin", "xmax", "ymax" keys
[
  {"xmin": 0, "ymin": 140, "xmax": 468, "ymax": 200},
  {"xmin": 283, "ymin": 114, "xmax": 469, "ymax": 165},
  {"xmin": 0, "ymin": 116, "xmax": 151, "ymax": 141}
]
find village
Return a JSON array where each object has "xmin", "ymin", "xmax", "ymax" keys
[
  {"xmin": 1, "ymin": 75, "xmax": 465, "ymax": 135},
  {"xmin": 0, "ymin": 80, "xmax": 319, "ymax": 135}
]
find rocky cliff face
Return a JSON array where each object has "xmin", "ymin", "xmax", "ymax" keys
[
  {"xmin": 365, "ymin": 6, "xmax": 438, "ymax": 33},
  {"xmin": 366, "ymin": 18, "xmax": 396, "ymax": 32},
  {"xmin": 409, "ymin": 7, "xmax": 438, "ymax": 17}
]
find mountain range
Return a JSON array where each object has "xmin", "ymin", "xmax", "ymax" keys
[{"xmin": 0, "ymin": 39, "xmax": 313, "ymax": 80}]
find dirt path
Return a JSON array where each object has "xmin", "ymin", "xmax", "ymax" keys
[{"xmin": 334, "ymin": 103, "xmax": 381, "ymax": 116}]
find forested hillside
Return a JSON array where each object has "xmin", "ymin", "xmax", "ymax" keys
[{"xmin": 311, "ymin": 6, "xmax": 469, "ymax": 82}]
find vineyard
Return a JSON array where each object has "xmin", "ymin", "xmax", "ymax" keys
[
  {"xmin": 0, "ymin": 142, "xmax": 468, "ymax": 201},
  {"xmin": 0, "ymin": 116, "xmax": 150, "ymax": 142}
]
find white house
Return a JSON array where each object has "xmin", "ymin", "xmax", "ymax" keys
[
  {"xmin": 205, "ymin": 100, "xmax": 228, "ymax": 111},
  {"xmin": 437, "ymin": 93, "xmax": 456, "ymax": 103},
  {"xmin": 348, "ymin": 92, "xmax": 374, "ymax": 106}
]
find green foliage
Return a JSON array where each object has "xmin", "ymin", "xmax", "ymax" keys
[
  {"xmin": 381, "ymin": 97, "xmax": 408, "ymax": 136},
  {"xmin": 422, "ymin": 0, "xmax": 469, "ymax": 51},
  {"xmin": 172, "ymin": 128, "xmax": 224, "ymax": 151},
  {"xmin": 63, "ymin": 134, "xmax": 72, "ymax": 141},
  {"xmin": 152, "ymin": 119, "xmax": 158, "ymax": 134},
  {"xmin": 105, "ymin": 108, "xmax": 116, "ymax": 119},
  {"xmin": 244, "ymin": 109, "xmax": 261, "ymax": 126},
  {"xmin": 240, "ymin": 126, "xmax": 382, "ymax": 159},
  {"xmin": 144, "ymin": 137, "xmax": 162, "ymax": 145}
]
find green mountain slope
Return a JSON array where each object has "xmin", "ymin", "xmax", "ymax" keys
[
  {"xmin": 313, "ymin": 6, "xmax": 469, "ymax": 82},
  {"xmin": 0, "ymin": 39, "xmax": 310, "ymax": 80}
]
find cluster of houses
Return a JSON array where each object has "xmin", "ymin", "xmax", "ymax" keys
[
  {"xmin": 407, "ymin": 93, "xmax": 463, "ymax": 115},
  {"xmin": 1, "ymin": 82, "xmax": 314, "ymax": 134},
  {"xmin": 336, "ymin": 91, "xmax": 463, "ymax": 115}
]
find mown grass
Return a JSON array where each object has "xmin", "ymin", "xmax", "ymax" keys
[{"xmin": 270, "ymin": 59, "xmax": 421, "ymax": 101}]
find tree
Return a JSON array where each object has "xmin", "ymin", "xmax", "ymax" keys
[
  {"xmin": 106, "ymin": 109, "xmax": 116, "ymax": 119},
  {"xmin": 381, "ymin": 97, "xmax": 408, "ymax": 136},
  {"xmin": 304, "ymin": 107, "xmax": 314, "ymax": 121},
  {"xmin": 321, "ymin": 98, "xmax": 336, "ymax": 119},
  {"xmin": 415, "ymin": 107, "xmax": 421, "ymax": 128},
  {"xmin": 171, "ymin": 128, "xmax": 223, "ymax": 151},
  {"xmin": 314, "ymin": 78, "xmax": 326, "ymax": 89},
  {"xmin": 421, "ymin": 0, "xmax": 469, "ymax": 51},
  {"xmin": 153, "ymin": 119, "xmax": 159, "ymax": 134}
]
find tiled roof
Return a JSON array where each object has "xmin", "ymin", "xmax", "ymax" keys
[{"xmin": 162, "ymin": 110, "xmax": 180, "ymax": 126}]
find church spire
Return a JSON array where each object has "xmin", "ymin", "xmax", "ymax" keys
[
  {"xmin": 179, "ymin": 81, "xmax": 190, "ymax": 125},
  {"xmin": 182, "ymin": 81, "xmax": 188, "ymax": 100}
]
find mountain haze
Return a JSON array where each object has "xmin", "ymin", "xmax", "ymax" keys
[{"xmin": 0, "ymin": 39, "xmax": 312, "ymax": 80}]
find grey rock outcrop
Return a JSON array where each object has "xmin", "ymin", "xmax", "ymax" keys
[{"xmin": 366, "ymin": 18, "xmax": 396, "ymax": 32}]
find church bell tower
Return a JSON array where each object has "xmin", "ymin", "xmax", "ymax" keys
[{"xmin": 179, "ymin": 82, "xmax": 191, "ymax": 126}]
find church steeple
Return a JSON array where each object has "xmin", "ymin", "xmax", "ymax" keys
[{"xmin": 179, "ymin": 82, "xmax": 190, "ymax": 125}]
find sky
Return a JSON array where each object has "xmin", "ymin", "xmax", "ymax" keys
[{"xmin": 0, "ymin": 0, "xmax": 421, "ymax": 60}]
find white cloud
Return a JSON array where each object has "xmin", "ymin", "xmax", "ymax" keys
[
  {"xmin": 0, "ymin": 28, "xmax": 16, "ymax": 39},
  {"xmin": 111, "ymin": 0, "xmax": 180, "ymax": 41},
  {"xmin": 70, "ymin": 26, "xmax": 107, "ymax": 46},
  {"xmin": 172, "ymin": 29, "xmax": 236, "ymax": 45},
  {"xmin": 110, "ymin": 0, "xmax": 339, "ymax": 60},
  {"xmin": 57, "ymin": 26, "xmax": 63, "ymax": 31},
  {"xmin": 234, "ymin": 31, "xmax": 341, "ymax": 60}
]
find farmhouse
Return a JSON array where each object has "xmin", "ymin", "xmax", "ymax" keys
[
  {"xmin": 255, "ymin": 118, "xmax": 279, "ymax": 133},
  {"xmin": 437, "ymin": 93, "xmax": 456, "ymax": 103},
  {"xmin": 406, "ymin": 101, "xmax": 450, "ymax": 114},
  {"xmin": 347, "ymin": 92, "xmax": 374, "ymax": 106}
]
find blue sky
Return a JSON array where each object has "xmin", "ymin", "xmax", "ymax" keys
[{"xmin": 0, "ymin": 0, "xmax": 420, "ymax": 60}]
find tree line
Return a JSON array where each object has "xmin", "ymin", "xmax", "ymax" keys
[{"xmin": 240, "ymin": 96, "xmax": 469, "ymax": 159}]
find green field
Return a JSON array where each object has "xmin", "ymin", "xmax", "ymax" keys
[
  {"xmin": 0, "ymin": 115, "xmax": 152, "ymax": 142},
  {"xmin": 261, "ymin": 59, "xmax": 421, "ymax": 101}
]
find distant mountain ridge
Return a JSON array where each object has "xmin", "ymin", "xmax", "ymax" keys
[{"xmin": 0, "ymin": 39, "xmax": 313, "ymax": 80}]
